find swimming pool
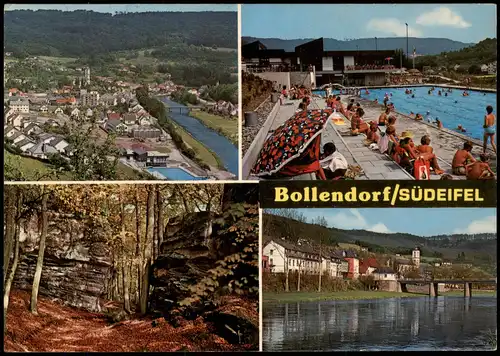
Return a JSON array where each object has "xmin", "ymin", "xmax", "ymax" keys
[
  {"xmin": 360, "ymin": 86, "xmax": 497, "ymax": 141},
  {"xmin": 147, "ymin": 167, "xmax": 208, "ymax": 181},
  {"xmin": 312, "ymin": 89, "xmax": 327, "ymax": 97}
]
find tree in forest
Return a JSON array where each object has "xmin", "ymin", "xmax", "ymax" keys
[
  {"xmin": 30, "ymin": 186, "xmax": 49, "ymax": 314},
  {"xmin": 3, "ymin": 187, "xmax": 23, "ymax": 333}
]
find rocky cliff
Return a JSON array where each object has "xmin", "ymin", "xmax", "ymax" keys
[{"xmin": 13, "ymin": 215, "xmax": 112, "ymax": 312}]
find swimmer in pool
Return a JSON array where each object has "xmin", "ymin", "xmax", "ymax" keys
[
  {"xmin": 483, "ymin": 105, "xmax": 497, "ymax": 154},
  {"xmin": 425, "ymin": 111, "xmax": 432, "ymax": 123}
]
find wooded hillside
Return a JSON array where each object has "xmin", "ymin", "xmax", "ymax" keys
[{"xmin": 4, "ymin": 10, "xmax": 237, "ymax": 57}]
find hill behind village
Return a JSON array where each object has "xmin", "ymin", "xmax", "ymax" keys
[{"xmin": 4, "ymin": 10, "xmax": 237, "ymax": 57}]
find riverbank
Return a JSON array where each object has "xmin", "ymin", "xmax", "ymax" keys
[
  {"xmin": 264, "ymin": 290, "xmax": 497, "ymax": 303},
  {"xmin": 189, "ymin": 111, "xmax": 238, "ymax": 146},
  {"xmin": 264, "ymin": 291, "xmax": 424, "ymax": 303},
  {"xmin": 159, "ymin": 97, "xmax": 238, "ymax": 175}
]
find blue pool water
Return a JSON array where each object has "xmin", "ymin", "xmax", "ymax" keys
[
  {"xmin": 147, "ymin": 167, "xmax": 208, "ymax": 181},
  {"xmin": 312, "ymin": 89, "xmax": 327, "ymax": 97},
  {"xmin": 361, "ymin": 87, "xmax": 497, "ymax": 141}
]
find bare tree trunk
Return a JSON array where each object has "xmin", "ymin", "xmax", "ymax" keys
[
  {"xmin": 3, "ymin": 187, "xmax": 16, "ymax": 287},
  {"xmin": 4, "ymin": 191, "xmax": 23, "ymax": 334},
  {"xmin": 140, "ymin": 187, "xmax": 155, "ymax": 315},
  {"xmin": 157, "ymin": 187, "xmax": 164, "ymax": 256},
  {"xmin": 318, "ymin": 243, "xmax": 322, "ymax": 293},
  {"xmin": 30, "ymin": 187, "xmax": 49, "ymax": 314},
  {"xmin": 135, "ymin": 189, "xmax": 142, "ymax": 304},
  {"xmin": 120, "ymin": 189, "xmax": 131, "ymax": 313},
  {"xmin": 153, "ymin": 187, "xmax": 159, "ymax": 261},
  {"xmin": 285, "ymin": 257, "xmax": 289, "ymax": 292},
  {"xmin": 297, "ymin": 262, "xmax": 301, "ymax": 292}
]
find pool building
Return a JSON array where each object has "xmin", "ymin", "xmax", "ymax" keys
[{"xmin": 242, "ymin": 37, "xmax": 401, "ymax": 87}]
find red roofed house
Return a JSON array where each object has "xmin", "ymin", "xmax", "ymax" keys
[
  {"xmin": 359, "ymin": 258, "xmax": 379, "ymax": 276},
  {"xmin": 107, "ymin": 112, "xmax": 121, "ymax": 121}
]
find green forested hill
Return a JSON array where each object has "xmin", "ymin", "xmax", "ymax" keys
[
  {"xmin": 263, "ymin": 214, "xmax": 497, "ymax": 264},
  {"xmin": 415, "ymin": 38, "xmax": 497, "ymax": 69},
  {"xmin": 4, "ymin": 10, "xmax": 237, "ymax": 57}
]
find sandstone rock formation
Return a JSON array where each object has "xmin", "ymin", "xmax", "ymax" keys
[{"xmin": 13, "ymin": 215, "xmax": 112, "ymax": 312}]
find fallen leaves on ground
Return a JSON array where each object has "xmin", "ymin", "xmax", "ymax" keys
[{"xmin": 4, "ymin": 290, "xmax": 256, "ymax": 352}]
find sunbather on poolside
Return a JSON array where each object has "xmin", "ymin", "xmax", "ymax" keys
[
  {"xmin": 415, "ymin": 135, "xmax": 445, "ymax": 175},
  {"xmin": 350, "ymin": 108, "xmax": 369, "ymax": 135},
  {"xmin": 466, "ymin": 153, "xmax": 496, "ymax": 180},
  {"xmin": 378, "ymin": 108, "xmax": 390, "ymax": 126},
  {"xmin": 452, "ymin": 141, "xmax": 476, "ymax": 175}
]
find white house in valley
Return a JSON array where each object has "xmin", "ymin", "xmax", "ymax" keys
[
  {"xmin": 262, "ymin": 239, "xmax": 350, "ymax": 278},
  {"xmin": 372, "ymin": 267, "xmax": 397, "ymax": 281}
]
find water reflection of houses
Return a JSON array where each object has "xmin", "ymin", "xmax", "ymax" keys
[{"xmin": 264, "ymin": 295, "xmax": 495, "ymax": 351}]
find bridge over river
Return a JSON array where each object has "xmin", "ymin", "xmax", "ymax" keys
[
  {"xmin": 397, "ymin": 279, "xmax": 497, "ymax": 297},
  {"xmin": 165, "ymin": 105, "xmax": 203, "ymax": 114}
]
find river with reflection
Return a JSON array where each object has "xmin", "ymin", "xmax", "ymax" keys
[
  {"xmin": 159, "ymin": 97, "xmax": 238, "ymax": 175},
  {"xmin": 263, "ymin": 297, "xmax": 497, "ymax": 351}
]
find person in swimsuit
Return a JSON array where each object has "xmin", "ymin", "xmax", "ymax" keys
[
  {"xmin": 416, "ymin": 135, "xmax": 445, "ymax": 175},
  {"xmin": 452, "ymin": 141, "xmax": 475, "ymax": 175},
  {"xmin": 350, "ymin": 107, "xmax": 369, "ymax": 135},
  {"xmin": 466, "ymin": 153, "xmax": 496, "ymax": 180},
  {"xmin": 483, "ymin": 105, "xmax": 496, "ymax": 154},
  {"xmin": 378, "ymin": 107, "xmax": 390, "ymax": 126}
]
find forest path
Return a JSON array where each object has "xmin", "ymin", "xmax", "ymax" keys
[{"xmin": 4, "ymin": 290, "xmax": 248, "ymax": 352}]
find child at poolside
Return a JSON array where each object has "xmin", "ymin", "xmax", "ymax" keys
[
  {"xmin": 415, "ymin": 113, "xmax": 423, "ymax": 121},
  {"xmin": 452, "ymin": 141, "xmax": 475, "ymax": 175},
  {"xmin": 466, "ymin": 153, "xmax": 496, "ymax": 180},
  {"xmin": 366, "ymin": 121, "xmax": 379, "ymax": 144},
  {"xmin": 483, "ymin": 105, "xmax": 496, "ymax": 154}
]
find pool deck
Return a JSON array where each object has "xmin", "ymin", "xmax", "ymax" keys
[{"xmin": 248, "ymin": 95, "xmax": 496, "ymax": 180}]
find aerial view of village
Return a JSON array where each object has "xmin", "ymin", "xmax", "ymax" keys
[
  {"xmin": 3, "ymin": 183, "xmax": 259, "ymax": 351},
  {"xmin": 4, "ymin": 4, "xmax": 238, "ymax": 181},
  {"xmin": 241, "ymin": 4, "xmax": 497, "ymax": 181},
  {"xmin": 262, "ymin": 208, "xmax": 497, "ymax": 351}
]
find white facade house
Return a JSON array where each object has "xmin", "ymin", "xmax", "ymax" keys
[
  {"xmin": 81, "ymin": 91, "xmax": 100, "ymax": 107},
  {"xmin": 372, "ymin": 267, "xmax": 397, "ymax": 281},
  {"xmin": 10, "ymin": 99, "xmax": 30, "ymax": 113},
  {"xmin": 71, "ymin": 108, "xmax": 80, "ymax": 117},
  {"xmin": 481, "ymin": 64, "xmax": 489, "ymax": 73},
  {"xmin": 488, "ymin": 61, "xmax": 497, "ymax": 75},
  {"xmin": 263, "ymin": 239, "xmax": 349, "ymax": 278}
]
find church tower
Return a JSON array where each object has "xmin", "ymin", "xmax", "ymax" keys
[{"xmin": 412, "ymin": 247, "xmax": 420, "ymax": 268}]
